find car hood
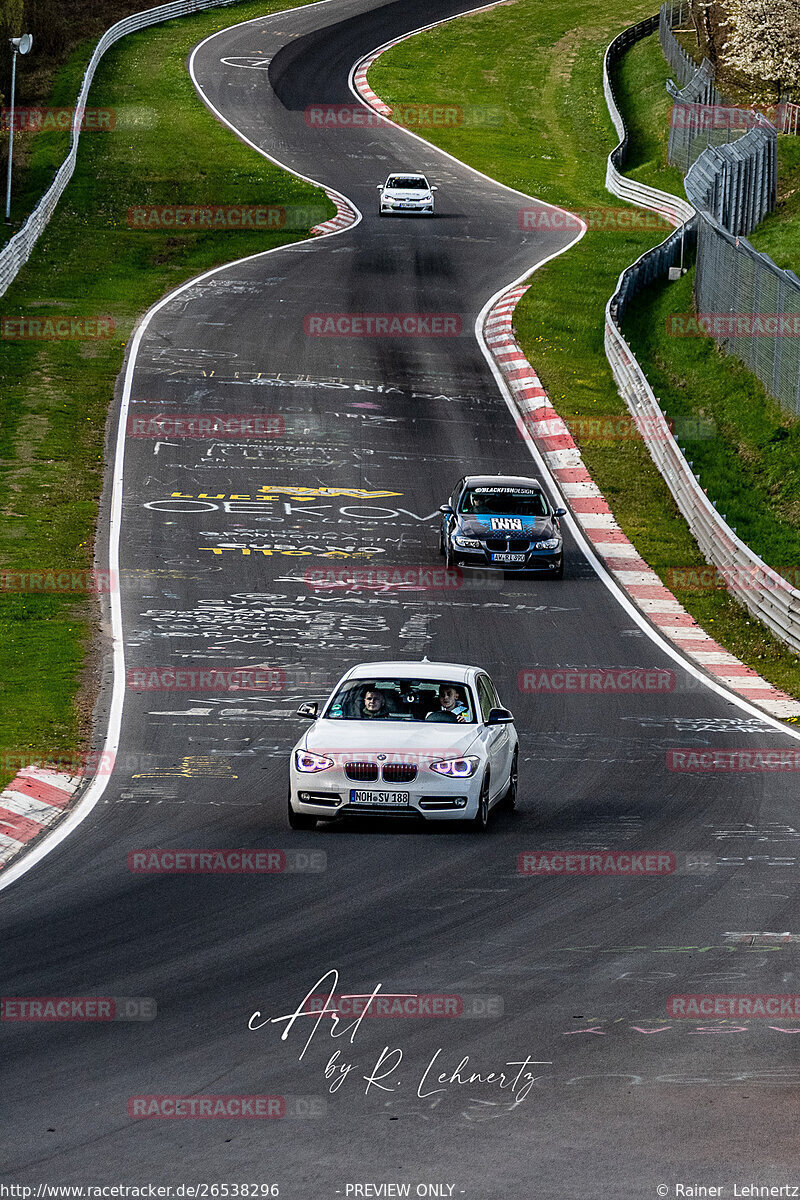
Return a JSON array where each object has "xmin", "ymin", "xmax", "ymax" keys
[
  {"xmin": 457, "ymin": 514, "xmax": 556, "ymax": 539},
  {"xmin": 301, "ymin": 720, "xmax": 479, "ymax": 758}
]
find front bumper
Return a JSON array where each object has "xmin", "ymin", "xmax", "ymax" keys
[
  {"xmin": 452, "ymin": 545, "xmax": 562, "ymax": 572},
  {"xmin": 289, "ymin": 766, "xmax": 482, "ymax": 821},
  {"xmin": 380, "ymin": 201, "xmax": 434, "ymax": 215}
]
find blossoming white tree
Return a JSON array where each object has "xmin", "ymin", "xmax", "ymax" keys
[{"xmin": 721, "ymin": 0, "xmax": 800, "ymax": 93}]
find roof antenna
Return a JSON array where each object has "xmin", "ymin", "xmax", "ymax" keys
[{"xmin": 421, "ymin": 655, "xmax": 429, "ymax": 662}]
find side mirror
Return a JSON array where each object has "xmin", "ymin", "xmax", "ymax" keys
[
  {"xmin": 487, "ymin": 707, "xmax": 514, "ymax": 726},
  {"xmin": 431, "ymin": 185, "xmax": 439, "ymax": 191},
  {"xmin": 376, "ymin": 184, "xmax": 383, "ymax": 189},
  {"xmin": 554, "ymin": 507, "xmax": 567, "ymax": 516},
  {"xmin": 439, "ymin": 503, "xmax": 454, "ymax": 515},
  {"xmin": 296, "ymin": 702, "xmax": 318, "ymax": 719}
]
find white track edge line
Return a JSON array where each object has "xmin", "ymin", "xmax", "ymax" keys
[
  {"xmin": 475, "ymin": 286, "xmax": 800, "ymax": 741},
  {"xmin": 0, "ymin": 0, "xmax": 364, "ymax": 893},
  {"xmin": 347, "ymin": 3, "xmax": 800, "ymax": 740}
]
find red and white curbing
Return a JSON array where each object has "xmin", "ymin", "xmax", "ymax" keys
[
  {"xmin": 486, "ymin": 287, "xmax": 800, "ymax": 720},
  {"xmin": 355, "ymin": 35, "xmax": 800, "ymax": 720},
  {"xmin": 0, "ymin": 766, "xmax": 82, "ymax": 869},
  {"xmin": 310, "ymin": 190, "xmax": 357, "ymax": 236},
  {"xmin": 352, "ymin": 58, "xmax": 393, "ymax": 118}
]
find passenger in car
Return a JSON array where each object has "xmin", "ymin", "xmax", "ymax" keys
[{"xmin": 436, "ymin": 684, "xmax": 468, "ymax": 723}]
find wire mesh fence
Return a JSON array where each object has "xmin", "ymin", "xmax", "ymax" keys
[
  {"xmin": 659, "ymin": 0, "xmax": 698, "ymax": 88},
  {"xmin": 694, "ymin": 213, "xmax": 800, "ymax": 414},
  {"xmin": 656, "ymin": 0, "xmax": 800, "ymax": 417},
  {"xmin": 604, "ymin": 13, "xmax": 800, "ymax": 656},
  {"xmin": 685, "ymin": 118, "xmax": 777, "ymax": 235},
  {"xmin": 667, "ymin": 63, "xmax": 735, "ymax": 172}
]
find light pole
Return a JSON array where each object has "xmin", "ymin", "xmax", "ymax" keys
[{"xmin": 5, "ymin": 33, "xmax": 33, "ymax": 224}]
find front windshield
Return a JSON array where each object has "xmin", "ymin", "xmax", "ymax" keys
[
  {"xmin": 459, "ymin": 487, "xmax": 550, "ymax": 518},
  {"xmin": 386, "ymin": 177, "xmax": 428, "ymax": 191},
  {"xmin": 325, "ymin": 678, "xmax": 476, "ymax": 723}
]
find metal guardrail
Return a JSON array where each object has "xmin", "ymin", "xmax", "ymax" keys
[
  {"xmin": 0, "ymin": 0, "xmax": 244, "ymax": 300},
  {"xmin": 604, "ymin": 15, "xmax": 695, "ymax": 228},
  {"xmin": 603, "ymin": 15, "xmax": 800, "ymax": 655}
]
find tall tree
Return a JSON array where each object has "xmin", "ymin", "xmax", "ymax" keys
[{"xmin": 722, "ymin": 0, "xmax": 800, "ymax": 94}]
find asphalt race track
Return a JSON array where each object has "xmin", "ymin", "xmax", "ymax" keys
[{"xmin": 3, "ymin": 1, "xmax": 800, "ymax": 1194}]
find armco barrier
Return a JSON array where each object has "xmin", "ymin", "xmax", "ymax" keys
[
  {"xmin": 0, "ymin": 0, "xmax": 253, "ymax": 300},
  {"xmin": 604, "ymin": 18, "xmax": 800, "ymax": 655},
  {"xmin": 604, "ymin": 16, "xmax": 695, "ymax": 230}
]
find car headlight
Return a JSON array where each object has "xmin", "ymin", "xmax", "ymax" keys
[
  {"xmin": 430, "ymin": 755, "xmax": 480, "ymax": 778},
  {"xmin": 453, "ymin": 535, "xmax": 483, "ymax": 549},
  {"xmin": 534, "ymin": 537, "xmax": 561, "ymax": 550},
  {"xmin": 295, "ymin": 750, "xmax": 334, "ymax": 773}
]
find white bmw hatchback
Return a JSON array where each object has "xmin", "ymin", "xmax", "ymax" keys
[
  {"xmin": 288, "ymin": 661, "xmax": 518, "ymax": 831},
  {"xmin": 377, "ymin": 172, "xmax": 437, "ymax": 216}
]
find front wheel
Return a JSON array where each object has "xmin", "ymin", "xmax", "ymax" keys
[
  {"xmin": 551, "ymin": 557, "xmax": 564, "ymax": 580},
  {"xmin": 470, "ymin": 773, "xmax": 491, "ymax": 832},
  {"xmin": 288, "ymin": 794, "xmax": 317, "ymax": 831}
]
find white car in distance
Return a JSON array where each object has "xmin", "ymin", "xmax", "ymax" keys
[
  {"xmin": 377, "ymin": 172, "xmax": 437, "ymax": 216},
  {"xmin": 288, "ymin": 660, "xmax": 518, "ymax": 831}
]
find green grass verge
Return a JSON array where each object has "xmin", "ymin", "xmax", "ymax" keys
[
  {"xmin": 749, "ymin": 137, "xmax": 800, "ymax": 273},
  {"xmin": 0, "ymin": 0, "xmax": 333, "ymax": 790},
  {"xmin": 369, "ymin": 7, "xmax": 800, "ymax": 704}
]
